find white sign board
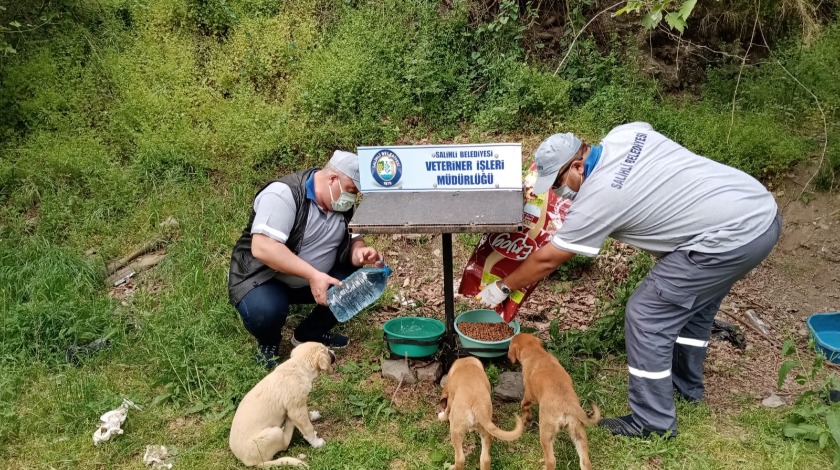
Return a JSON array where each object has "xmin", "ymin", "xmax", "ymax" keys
[{"xmin": 358, "ymin": 143, "xmax": 522, "ymax": 192}]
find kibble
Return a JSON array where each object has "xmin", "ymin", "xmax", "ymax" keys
[{"xmin": 459, "ymin": 322, "xmax": 514, "ymax": 342}]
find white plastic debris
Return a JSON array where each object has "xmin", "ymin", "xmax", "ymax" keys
[
  {"xmin": 143, "ymin": 445, "xmax": 174, "ymax": 469},
  {"xmin": 762, "ymin": 393, "xmax": 785, "ymax": 408},
  {"xmin": 744, "ymin": 309, "xmax": 771, "ymax": 336},
  {"xmin": 93, "ymin": 398, "xmax": 141, "ymax": 445}
]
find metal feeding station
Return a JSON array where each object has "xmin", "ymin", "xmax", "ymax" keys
[{"xmin": 350, "ymin": 144, "xmax": 523, "ymax": 368}]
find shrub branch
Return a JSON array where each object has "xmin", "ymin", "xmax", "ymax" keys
[
  {"xmin": 553, "ymin": 1, "xmax": 625, "ymax": 76},
  {"xmin": 727, "ymin": 0, "xmax": 761, "ymax": 144},
  {"xmin": 757, "ymin": 23, "xmax": 832, "ymax": 203}
]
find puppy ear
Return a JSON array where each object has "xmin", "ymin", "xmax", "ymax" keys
[
  {"xmin": 317, "ymin": 350, "xmax": 331, "ymax": 371},
  {"xmin": 436, "ymin": 384, "xmax": 449, "ymax": 418},
  {"xmin": 436, "ymin": 396, "xmax": 448, "ymax": 414},
  {"xmin": 507, "ymin": 340, "xmax": 520, "ymax": 364},
  {"xmin": 439, "ymin": 382, "xmax": 449, "ymax": 402}
]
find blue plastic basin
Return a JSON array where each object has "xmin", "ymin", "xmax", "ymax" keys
[{"xmin": 806, "ymin": 312, "xmax": 840, "ymax": 364}]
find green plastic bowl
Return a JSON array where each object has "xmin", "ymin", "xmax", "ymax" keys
[
  {"xmin": 383, "ymin": 317, "xmax": 445, "ymax": 358},
  {"xmin": 454, "ymin": 309, "xmax": 520, "ymax": 358}
]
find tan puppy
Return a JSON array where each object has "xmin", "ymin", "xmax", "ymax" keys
[
  {"xmin": 229, "ymin": 342, "xmax": 336, "ymax": 468},
  {"xmin": 508, "ymin": 333, "xmax": 600, "ymax": 470},
  {"xmin": 437, "ymin": 356, "xmax": 524, "ymax": 470}
]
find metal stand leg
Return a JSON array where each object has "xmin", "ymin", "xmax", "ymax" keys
[{"xmin": 440, "ymin": 233, "xmax": 458, "ymax": 372}]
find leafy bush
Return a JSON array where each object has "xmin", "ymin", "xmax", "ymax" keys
[
  {"xmin": 281, "ymin": 0, "xmax": 573, "ymax": 142},
  {"xmin": 474, "ymin": 60, "xmax": 571, "ymax": 132},
  {"xmin": 702, "ymin": 23, "xmax": 840, "ymax": 187},
  {"xmin": 283, "ymin": 0, "xmax": 476, "ymax": 145},
  {"xmin": 549, "ymin": 250, "xmax": 655, "ymax": 359},
  {"xmin": 649, "ymin": 102, "xmax": 811, "ymax": 177},
  {"xmin": 204, "ymin": 10, "xmax": 318, "ymax": 99},
  {"xmin": 572, "ymin": 82, "xmax": 656, "ymax": 136},
  {"xmin": 778, "ymin": 338, "xmax": 840, "ymax": 462},
  {"xmin": 185, "ymin": 0, "xmax": 241, "ymax": 36},
  {"xmin": 558, "ymin": 37, "xmax": 621, "ymax": 105}
]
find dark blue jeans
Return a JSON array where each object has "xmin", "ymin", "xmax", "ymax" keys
[{"xmin": 234, "ymin": 263, "xmax": 354, "ymax": 346}]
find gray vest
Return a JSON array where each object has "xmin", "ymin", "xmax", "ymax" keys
[{"xmin": 227, "ymin": 168, "xmax": 354, "ymax": 305}]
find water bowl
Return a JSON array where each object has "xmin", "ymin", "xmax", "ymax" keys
[
  {"xmin": 383, "ymin": 317, "xmax": 445, "ymax": 358},
  {"xmin": 807, "ymin": 312, "xmax": 840, "ymax": 364},
  {"xmin": 454, "ymin": 309, "xmax": 520, "ymax": 358}
]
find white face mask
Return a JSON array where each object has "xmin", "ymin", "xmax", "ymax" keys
[
  {"xmin": 555, "ymin": 185, "xmax": 577, "ymax": 200},
  {"xmin": 329, "ymin": 179, "xmax": 356, "ymax": 212},
  {"xmin": 554, "ymin": 165, "xmax": 581, "ymax": 200}
]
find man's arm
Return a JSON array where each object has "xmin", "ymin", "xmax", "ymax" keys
[
  {"xmin": 252, "ymin": 233, "xmax": 318, "ymax": 279},
  {"xmin": 349, "ymin": 237, "xmax": 383, "ymax": 267},
  {"xmin": 503, "ymin": 243, "xmax": 577, "ymax": 290},
  {"xmin": 476, "ymin": 242, "xmax": 577, "ymax": 308},
  {"xmin": 251, "ymin": 234, "xmax": 339, "ymax": 305}
]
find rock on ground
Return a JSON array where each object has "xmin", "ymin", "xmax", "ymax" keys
[
  {"xmin": 415, "ymin": 361, "xmax": 442, "ymax": 383},
  {"xmin": 494, "ymin": 371, "xmax": 524, "ymax": 402},
  {"xmin": 381, "ymin": 359, "xmax": 416, "ymax": 384}
]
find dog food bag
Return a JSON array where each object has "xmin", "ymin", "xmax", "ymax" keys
[{"xmin": 459, "ymin": 164, "xmax": 572, "ymax": 322}]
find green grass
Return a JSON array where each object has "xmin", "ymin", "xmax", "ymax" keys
[{"xmin": 1, "ymin": 0, "xmax": 838, "ymax": 468}]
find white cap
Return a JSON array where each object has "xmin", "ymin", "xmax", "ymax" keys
[
  {"xmin": 532, "ymin": 132, "xmax": 582, "ymax": 194},
  {"xmin": 329, "ymin": 150, "xmax": 360, "ymax": 189}
]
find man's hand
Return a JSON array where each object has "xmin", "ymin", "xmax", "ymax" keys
[
  {"xmin": 352, "ymin": 246, "xmax": 383, "ymax": 267},
  {"xmin": 309, "ymin": 271, "xmax": 342, "ymax": 306},
  {"xmin": 475, "ymin": 281, "xmax": 509, "ymax": 308}
]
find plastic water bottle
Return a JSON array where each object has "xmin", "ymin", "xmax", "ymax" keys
[{"xmin": 328, "ymin": 265, "xmax": 393, "ymax": 322}]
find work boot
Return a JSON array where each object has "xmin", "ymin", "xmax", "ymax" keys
[
  {"xmin": 257, "ymin": 343, "xmax": 280, "ymax": 370},
  {"xmin": 598, "ymin": 414, "xmax": 677, "ymax": 439},
  {"xmin": 292, "ymin": 332, "xmax": 349, "ymax": 349},
  {"xmin": 674, "ymin": 389, "xmax": 702, "ymax": 404}
]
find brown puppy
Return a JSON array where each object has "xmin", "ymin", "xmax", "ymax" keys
[
  {"xmin": 229, "ymin": 342, "xmax": 335, "ymax": 468},
  {"xmin": 437, "ymin": 356, "xmax": 524, "ymax": 470},
  {"xmin": 508, "ymin": 333, "xmax": 600, "ymax": 470}
]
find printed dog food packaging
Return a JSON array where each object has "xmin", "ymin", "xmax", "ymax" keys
[{"xmin": 459, "ymin": 164, "xmax": 573, "ymax": 322}]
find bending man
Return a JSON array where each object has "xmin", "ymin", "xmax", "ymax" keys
[{"xmin": 478, "ymin": 122, "xmax": 781, "ymax": 438}]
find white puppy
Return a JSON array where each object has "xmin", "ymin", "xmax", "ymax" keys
[{"xmin": 229, "ymin": 342, "xmax": 335, "ymax": 468}]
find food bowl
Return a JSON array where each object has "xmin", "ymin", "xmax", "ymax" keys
[
  {"xmin": 454, "ymin": 309, "xmax": 520, "ymax": 358},
  {"xmin": 383, "ymin": 317, "xmax": 445, "ymax": 358},
  {"xmin": 807, "ymin": 312, "xmax": 840, "ymax": 364}
]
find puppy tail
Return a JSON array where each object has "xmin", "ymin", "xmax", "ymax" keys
[
  {"xmin": 482, "ymin": 414, "xmax": 524, "ymax": 441},
  {"xmin": 256, "ymin": 456, "xmax": 308, "ymax": 468},
  {"xmin": 580, "ymin": 403, "xmax": 601, "ymax": 426}
]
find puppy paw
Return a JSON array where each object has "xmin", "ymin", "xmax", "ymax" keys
[
  {"xmin": 309, "ymin": 410, "xmax": 321, "ymax": 421},
  {"xmin": 437, "ymin": 410, "xmax": 447, "ymax": 421},
  {"xmin": 308, "ymin": 436, "xmax": 325, "ymax": 448}
]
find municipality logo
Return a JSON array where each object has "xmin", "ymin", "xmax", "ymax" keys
[{"xmin": 371, "ymin": 149, "xmax": 402, "ymax": 187}]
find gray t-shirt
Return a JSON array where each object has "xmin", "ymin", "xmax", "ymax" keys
[
  {"xmin": 552, "ymin": 122, "xmax": 778, "ymax": 258},
  {"xmin": 251, "ymin": 181, "xmax": 351, "ymax": 288}
]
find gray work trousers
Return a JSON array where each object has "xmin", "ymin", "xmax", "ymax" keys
[{"xmin": 625, "ymin": 213, "xmax": 781, "ymax": 433}]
